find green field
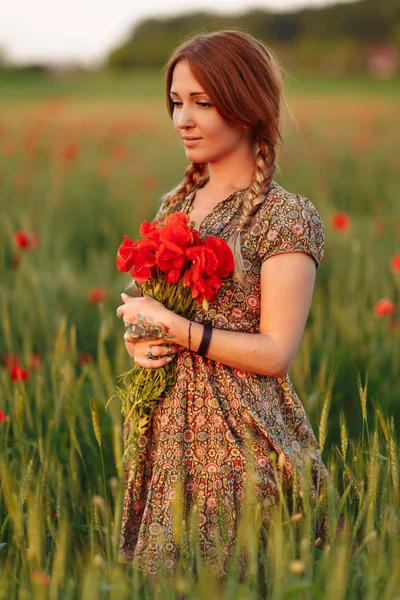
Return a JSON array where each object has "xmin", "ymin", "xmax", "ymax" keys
[{"xmin": 0, "ymin": 72, "xmax": 399, "ymax": 598}]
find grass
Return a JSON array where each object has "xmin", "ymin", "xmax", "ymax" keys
[{"xmin": 0, "ymin": 72, "xmax": 399, "ymax": 597}]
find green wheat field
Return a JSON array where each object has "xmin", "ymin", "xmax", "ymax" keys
[{"xmin": 0, "ymin": 71, "xmax": 399, "ymax": 598}]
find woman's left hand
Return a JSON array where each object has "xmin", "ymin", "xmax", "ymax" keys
[{"xmin": 116, "ymin": 293, "xmax": 176, "ymax": 343}]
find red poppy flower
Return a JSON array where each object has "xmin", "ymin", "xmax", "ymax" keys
[
  {"xmin": 30, "ymin": 571, "xmax": 49, "ymax": 586},
  {"xmin": 184, "ymin": 266, "xmax": 222, "ymax": 303},
  {"xmin": 79, "ymin": 352, "xmax": 92, "ymax": 365},
  {"xmin": 116, "ymin": 235, "xmax": 137, "ymax": 272},
  {"xmin": 3, "ymin": 353, "xmax": 18, "ymax": 368},
  {"xmin": 88, "ymin": 286, "xmax": 110, "ymax": 304},
  {"xmin": 29, "ymin": 352, "xmax": 41, "ymax": 369},
  {"xmin": 184, "ymin": 246, "xmax": 222, "ymax": 303},
  {"xmin": 109, "ymin": 144, "xmax": 128, "ymax": 161},
  {"xmin": 332, "ymin": 212, "xmax": 350, "ymax": 231},
  {"xmin": 129, "ymin": 239, "xmax": 159, "ymax": 282},
  {"xmin": 375, "ymin": 298, "xmax": 395, "ymax": 317},
  {"xmin": 390, "ymin": 253, "xmax": 400, "ymax": 273},
  {"xmin": 139, "ymin": 221, "xmax": 162, "ymax": 245},
  {"xmin": 156, "ymin": 246, "xmax": 185, "ymax": 283},
  {"xmin": 61, "ymin": 141, "xmax": 80, "ymax": 163},
  {"xmin": 10, "ymin": 364, "xmax": 29, "ymax": 382},
  {"xmin": 204, "ymin": 236, "xmax": 235, "ymax": 278},
  {"xmin": 159, "ymin": 213, "xmax": 200, "ymax": 249},
  {"xmin": 0, "ymin": 410, "xmax": 5, "ymax": 423},
  {"xmin": 15, "ymin": 231, "xmax": 30, "ymax": 248}
]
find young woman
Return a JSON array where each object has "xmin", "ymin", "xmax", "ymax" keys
[{"xmin": 116, "ymin": 29, "xmax": 330, "ymax": 578}]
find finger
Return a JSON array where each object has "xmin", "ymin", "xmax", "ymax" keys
[
  {"xmin": 116, "ymin": 304, "xmax": 125, "ymax": 319},
  {"xmin": 136, "ymin": 355, "xmax": 173, "ymax": 369},
  {"xmin": 145, "ymin": 344, "xmax": 181, "ymax": 358},
  {"xmin": 121, "ymin": 293, "xmax": 135, "ymax": 302}
]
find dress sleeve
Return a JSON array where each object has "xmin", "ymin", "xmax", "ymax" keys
[{"xmin": 256, "ymin": 194, "xmax": 325, "ymax": 269}]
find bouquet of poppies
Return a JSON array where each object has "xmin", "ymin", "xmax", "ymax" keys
[{"xmin": 115, "ymin": 211, "xmax": 235, "ymax": 461}]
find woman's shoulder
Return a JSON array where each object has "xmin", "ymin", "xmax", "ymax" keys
[
  {"xmin": 254, "ymin": 179, "xmax": 325, "ymax": 268},
  {"xmin": 260, "ymin": 180, "xmax": 324, "ymax": 225}
]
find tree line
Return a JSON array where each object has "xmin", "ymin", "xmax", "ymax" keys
[{"xmin": 106, "ymin": 0, "xmax": 400, "ymax": 75}]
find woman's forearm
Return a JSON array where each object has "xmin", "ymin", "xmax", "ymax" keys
[{"xmin": 168, "ymin": 312, "xmax": 289, "ymax": 378}]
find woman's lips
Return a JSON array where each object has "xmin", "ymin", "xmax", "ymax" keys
[{"xmin": 182, "ymin": 138, "xmax": 201, "ymax": 147}]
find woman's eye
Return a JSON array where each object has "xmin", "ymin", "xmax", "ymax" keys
[{"xmin": 171, "ymin": 101, "xmax": 212, "ymax": 108}]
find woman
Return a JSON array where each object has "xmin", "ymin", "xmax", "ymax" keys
[{"xmin": 116, "ymin": 30, "xmax": 330, "ymax": 578}]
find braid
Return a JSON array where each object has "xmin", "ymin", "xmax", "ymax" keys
[
  {"xmin": 228, "ymin": 139, "xmax": 277, "ymax": 283},
  {"xmin": 159, "ymin": 162, "xmax": 208, "ymax": 222}
]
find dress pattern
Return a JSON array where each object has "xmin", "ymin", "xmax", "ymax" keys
[{"xmin": 119, "ymin": 177, "xmax": 329, "ymax": 576}]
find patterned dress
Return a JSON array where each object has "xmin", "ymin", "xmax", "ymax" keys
[{"xmin": 119, "ymin": 177, "xmax": 329, "ymax": 577}]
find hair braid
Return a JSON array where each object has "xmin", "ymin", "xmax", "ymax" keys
[
  {"xmin": 228, "ymin": 139, "xmax": 277, "ymax": 283},
  {"xmin": 160, "ymin": 161, "xmax": 208, "ymax": 219}
]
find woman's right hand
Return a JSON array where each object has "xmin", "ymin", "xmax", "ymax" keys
[{"xmin": 124, "ymin": 337, "xmax": 186, "ymax": 368}]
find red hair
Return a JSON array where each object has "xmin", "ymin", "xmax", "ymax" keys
[{"xmin": 162, "ymin": 30, "xmax": 288, "ymax": 283}]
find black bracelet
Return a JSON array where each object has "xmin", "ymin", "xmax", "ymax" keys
[
  {"xmin": 188, "ymin": 320, "xmax": 193, "ymax": 351},
  {"xmin": 197, "ymin": 322, "xmax": 212, "ymax": 356}
]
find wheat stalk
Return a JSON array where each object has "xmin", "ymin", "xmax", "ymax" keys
[{"xmin": 319, "ymin": 369, "xmax": 335, "ymax": 452}]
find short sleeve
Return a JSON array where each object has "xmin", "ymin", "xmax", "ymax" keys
[{"xmin": 256, "ymin": 194, "xmax": 325, "ymax": 269}]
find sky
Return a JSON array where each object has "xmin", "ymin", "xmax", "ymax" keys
[{"xmin": 0, "ymin": 0, "xmax": 354, "ymax": 66}]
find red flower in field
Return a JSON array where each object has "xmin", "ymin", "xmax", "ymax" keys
[
  {"xmin": 29, "ymin": 352, "xmax": 41, "ymax": 369},
  {"xmin": 332, "ymin": 212, "xmax": 350, "ymax": 232},
  {"xmin": 10, "ymin": 364, "xmax": 29, "ymax": 382},
  {"xmin": 79, "ymin": 352, "xmax": 93, "ymax": 365},
  {"xmin": 15, "ymin": 231, "xmax": 31, "ymax": 249},
  {"xmin": 0, "ymin": 410, "xmax": 5, "ymax": 423},
  {"xmin": 390, "ymin": 253, "xmax": 400, "ymax": 273},
  {"xmin": 88, "ymin": 286, "xmax": 110, "ymax": 304},
  {"xmin": 3, "ymin": 353, "xmax": 18, "ymax": 369},
  {"xmin": 109, "ymin": 144, "xmax": 128, "ymax": 161},
  {"xmin": 61, "ymin": 140, "xmax": 80, "ymax": 163},
  {"xmin": 375, "ymin": 298, "xmax": 395, "ymax": 317},
  {"xmin": 30, "ymin": 571, "xmax": 49, "ymax": 586}
]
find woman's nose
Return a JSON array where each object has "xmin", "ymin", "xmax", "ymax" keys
[{"xmin": 177, "ymin": 106, "xmax": 195, "ymax": 129}]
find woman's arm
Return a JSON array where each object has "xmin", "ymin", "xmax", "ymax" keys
[{"xmin": 168, "ymin": 251, "xmax": 317, "ymax": 377}]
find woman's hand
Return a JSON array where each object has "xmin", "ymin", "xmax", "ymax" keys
[
  {"xmin": 125, "ymin": 338, "xmax": 185, "ymax": 368},
  {"xmin": 116, "ymin": 293, "xmax": 185, "ymax": 367}
]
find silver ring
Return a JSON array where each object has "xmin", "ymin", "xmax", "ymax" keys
[
  {"xmin": 147, "ymin": 346, "xmax": 154, "ymax": 359},
  {"xmin": 166, "ymin": 346, "xmax": 172, "ymax": 356}
]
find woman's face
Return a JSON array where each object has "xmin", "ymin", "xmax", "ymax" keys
[{"xmin": 170, "ymin": 59, "xmax": 251, "ymax": 164}]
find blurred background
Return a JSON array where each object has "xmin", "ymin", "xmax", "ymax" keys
[{"xmin": 0, "ymin": 0, "xmax": 399, "ymax": 449}]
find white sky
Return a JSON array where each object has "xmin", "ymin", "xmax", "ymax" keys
[{"xmin": 0, "ymin": 0, "xmax": 354, "ymax": 66}]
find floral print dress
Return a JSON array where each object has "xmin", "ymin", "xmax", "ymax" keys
[{"xmin": 119, "ymin": 177, "xmax": 329, "ymax": 577}]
